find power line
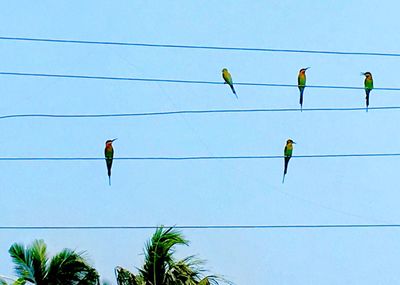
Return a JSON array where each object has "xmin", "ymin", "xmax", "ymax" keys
[
  {"xmin": 0, "ymin": 106, "xmax": 399, "ymax": 121},
  {"xmin": 1, "ymin": 71, "xmax": 400, "ymax": 91},
  {"xmin": 1, "ymin": 153, "xmax": 400, "ymax": 161},
  {"xmin": 1, "ymin": 36, "xmax": 400, "ymax": 58},
  {"xmin": 1, "ymin": 224, "xmax": 400, "ymax": 230}
]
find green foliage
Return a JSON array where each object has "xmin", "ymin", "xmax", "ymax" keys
[
  {"xmin": 7, "ymin": 239, "xmax": 99, "ymax": 285},
  {"xmin": 115, "ymin": 267, "xmax": 141, "ymax": 285},
  {"xmin": 0, "ymin": 277, "xmax": 26, "ymax": 285},
  {"xmin": 115, "ymin": 227, "xmax": 231, "ymax": 285},
  {"xmin": 140, "ymin": 227, "xmax": 188, "ymax": 285}
]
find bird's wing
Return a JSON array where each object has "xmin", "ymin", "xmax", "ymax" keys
[
  {"xmin": 365, "ymin": 78, "xmax": 373, "ymax": 89},
  {"xmin": 105, "ymin": 148, "xmax": 114, "ymax": 159},
  {"xmin": 223, "ymin": 72, "xmax": 233, "ymax": 85},
  {"xmin": 298, "ymin": 75, "xmax": 306, "ymax": 86}
]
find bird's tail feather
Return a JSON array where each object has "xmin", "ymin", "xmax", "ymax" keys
[
  {"xmin": 283, "ymin": 157, "xmax": 291, "ymax": 183},
  {"xmin": 299, "ymin": 89, "xmax": 304, "ymax": 110},
  {"xmin": 284, "ymin": 157, "xmax": 290, "ymax": 174},
  {"xmin": 106, "ymin": 159, "xmax": 113, "ymax": 186},
  {"xmin": 365, "ymin": 90, "xmax": 370, "ymax": 112},
  {"xmin": 230, "ymin": 84, "xmax": 238, "ymax": 98}
]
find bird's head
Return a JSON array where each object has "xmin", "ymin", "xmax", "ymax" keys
[
  {"xmin": 299, "ymin": 67, "xmax": 310, "ymax": 74},
  {"xmin": 222, "ymin": 68, "xmax": 228, "ymax": 73},
  {"xmin": 362, "ymin": 72, "xmax": 372, "ymax": 78},
  {"xmin": 286, "ymin": 139, "xmax": 296, "ymax": 145},
  {"xmin": 105, "ymin": 138, "xmax": 117, "ymax": 146}
]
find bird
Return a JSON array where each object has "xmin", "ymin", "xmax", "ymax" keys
[
  {"xmin": 104, "ymin": 139, "xmax": 117, "ymax": 186},
  {"xmin": 298, "ymin": 67, "xmax": 310, "ymax": 111},
  {"xmin": 362, "ymin": 72, "xmax": 374, "ymax": 112},
  {"xmin": 282, "ymin": 139, "xmax": 296, "ymax": 183},
  {"xmin": 222, "ymin": 68, "xmax": 238, "ymax": 99}
]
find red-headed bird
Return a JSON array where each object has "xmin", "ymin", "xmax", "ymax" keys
[
  {"xmin": 298, "ymin": 67, "xmax": 310, "ymax": 111},
  {"xmin": 362, "ymin": 72, "xmax": 374, "ymax": 112},
  {"xmin": 104, "ymin": 139, "xmax": 117, "ymax": 186},
  {"xmin": 282, "ymin": 139, "xmax": 296, "ymax": 183}
]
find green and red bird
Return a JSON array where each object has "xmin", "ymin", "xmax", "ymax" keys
[
  {"xmin": 362, "ymin": 72, "xmax": 374, "ymax": 112},
  {"xmin": 282, "ymin": 139, "xmax": 296, "ymax": 183},
  {"xmin": 222, "ymin": 68, "xmax": 238, "ymax": 99},
  {"xmin": 104, "ymin": 139, "xmax": 117, "ymax": 186},
  {"xmin": 298, "ymin": 67, "xmax": 310, "ymax": 111}
]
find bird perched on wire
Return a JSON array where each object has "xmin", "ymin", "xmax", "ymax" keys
[
  {"xmin": 298, "ymin": 67, "xmax": 310, "ymax": 111},
  {"xmin": 362, "ymin": 72, "xmax": 374, "ymax": 112},
  {"xmin": 282, "ymin": 139, "xmax": 296, "ymax": 183},
  {"xmin": 222, "ymin": 68, "xmax": 238, "ymax": 99},
  {"xmin": 104, "ymin": 139, "xmax": 117, "ymax": 186}
]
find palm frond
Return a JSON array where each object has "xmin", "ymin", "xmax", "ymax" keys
[
  {"xmin": 47, "ymin": 249, "xmax": 99, "ymax": 285},
  {"xmin": 126, "ymin": 227, "xmax": 232, "ymax": 285},
  {"xmin": 8, "ymin": 243, "xmax": 35, "ymax": 283},
  {"xmin": 167, "ymin": 256, "xmax": 233, "ymax": 285},
  {"xmin": 115, "ymin": 266, "xmax": 141, "ymax": 285},
  {"xmin": 141, "ymin": 227, "xmax": 188, "ymax": 285},
  {"xmin": 0, "ymin": 276, "xmax": 28, "ymax": 285},
  {"xmin": 29, "ymin": 240, "xmax": 48, "ymax": 283},
  {"xmin": 14, "ymin": 278, "xmax": 27, "ymax": 285},
  {"xmin": 198, "ymin": 278, "xmax": 210, "ymax": 285}
]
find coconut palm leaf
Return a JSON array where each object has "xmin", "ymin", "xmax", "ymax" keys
[
  {"xmin": 47, "ymin": 249, "xmax": 99, "ymax": 284},
  {"xmin": 8, "ymin": 242, "xmax": 37, "ymax": 283},
  {"xmin": 117, "ymin": 227, "xmax": 232, "ymax": 285},
  {"xmin": 7, "ymin": 240, "xmax": 99, "ymax": 285},
  {"xmin": 115, "ymin": 266, "xmax": 142, "ymax": 285},
  {"xmin": 0, "ymin": 276, "xmax": 27, "ymax": 285},
  {"xmin": 140, "ymin": 227, "xmax": 188, "ymax": 285}
]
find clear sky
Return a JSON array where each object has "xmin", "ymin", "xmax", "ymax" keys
[{"xmin": 1, "ymin": 1, "xmax": 400, "ymax": 284}]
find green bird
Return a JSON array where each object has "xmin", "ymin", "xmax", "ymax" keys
[
  {"xmin": 298, "ymin": 67, "xmax": 310, "ymax": 111},
  {"xmin": 362, "ymin": 72, "xmax": 374, "ymax": 112},
  {"xmin": 104, "ymin": 138, "xmax": 117, "ymax": 186},
  {"xmin": 282, "ymin": 139, "xmax": 296, "ymax": 183},
  {"xmin": 222, "ymin": 68, "xmax": 238, "ymax": 99}
]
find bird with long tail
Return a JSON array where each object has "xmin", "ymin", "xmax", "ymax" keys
[
  {"xmin": 222, "ymin": 68, "xmax": 238, "ymax": 99},
  {"xmin": 104, "ymin": 138, "xmax": 117, "ymax": 186},
  {"xmin": 282, "ymin": 139, "xmax": 296, "ymax": 183},
  {"xmin": 298, "ymin": 67, "xmax": 310, "ymax": 111},
  {"xmin": 362, "ymin": 72, "xmax": 374, "ymax": 112}
]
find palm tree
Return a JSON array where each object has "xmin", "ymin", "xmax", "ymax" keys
[
  {"xmin": 0, "ymin": 276, "xmax": 27, "ymax": 285},
  {"xmin": 115, "ymin": 227, "xmax": 230, "ymax": 285},
  {"xmin": 3, "ymin": 239, "xmax": 99, "ymax": 285}
]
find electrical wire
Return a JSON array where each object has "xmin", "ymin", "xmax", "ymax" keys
[
  {"xmin": 0, "ymin": 106, "xmax": 399, "ymax": 121},
  {"xmin": 1, "ymin": 71, "xmax": 400, "ymax": 91},
  {"xmin": 0, "ymin": 153, "xmax": 400, "ymax": 161},
  {"xmin": 1, "ymin": 36, "xmax": 400, "ymax": 57},
  {"xmin": 1, "ymin": 224, "xmax": 400, "ymax": 230}
]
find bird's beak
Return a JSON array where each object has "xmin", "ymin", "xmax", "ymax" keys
[
  {"xmin": 305, "ymin": 67, "xmax": 310, "ymax": 70},
  {"xmin": 360, "ymin": 72, "xmax": 366, "ymax": 76},
  {"xmin": 292, "ymin": 141, "xmax": 296, "ymax": 144},
  {"xmin": 111, "ymin": 138, "xmax": 118, "ymax": 142}
]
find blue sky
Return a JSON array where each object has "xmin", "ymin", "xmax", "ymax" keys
[{"xmin": 1, "ymin": 1, "xmax": 400, "ymax": 284}]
